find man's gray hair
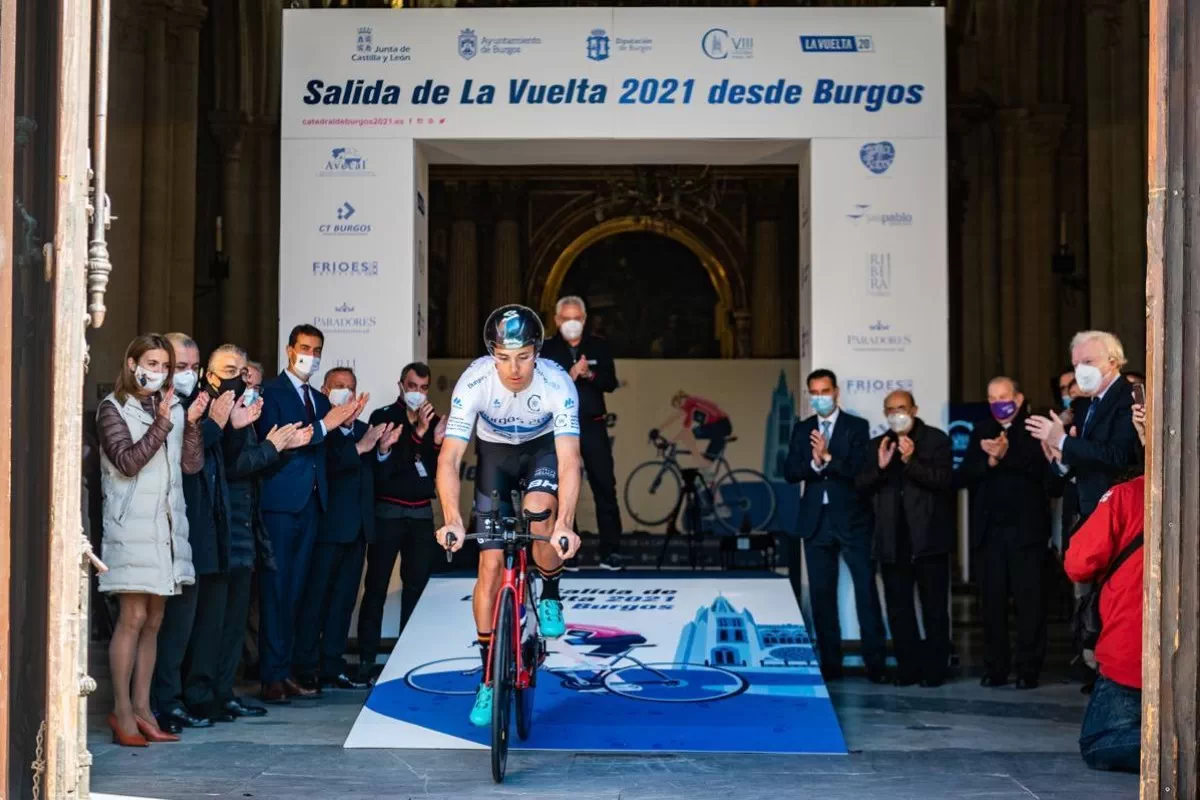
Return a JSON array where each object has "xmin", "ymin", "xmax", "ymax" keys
[
  {"xmin": 246, "ymin": 360, "xmax": 264, "ymax": 375},
  {"xmin": 165, "ymin": 332, "xmax": 198, "ymax": 352},
  {"xmin": 207, "ymin": 343, "xmax": 247, "ymax": 369},
  {"xmin": 1070, "ymin": 330, "xmax": 1128, "ymax": 368},
  {"xmin": 556, "ymin": 295, "xmax": 586, "ymax": 316}
]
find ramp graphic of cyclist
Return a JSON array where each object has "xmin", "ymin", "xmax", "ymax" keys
[{"xmin": 404, "ymin": 621, "xmax": 748, "ymax": 703}]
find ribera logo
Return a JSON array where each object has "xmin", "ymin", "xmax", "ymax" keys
[
  {"xmin": 867, "ymin": 253, "xmax": 892, "ymax": 296},
  {"xmin": 319, "ymin": 202, "xmax": 371, "ymax": 236}
]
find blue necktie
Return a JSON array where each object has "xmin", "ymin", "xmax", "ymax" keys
[
  {"xmin": 821, "ymin": 420, "xmax": 832, "ymax": 440},
  {"xmin": 1082, "ymin": 398, "xmax": 1098, "ymax": 435}
]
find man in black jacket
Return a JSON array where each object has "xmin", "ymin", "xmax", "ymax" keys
[
  {"xmin": 857, "ymin": 390, "xmax": 954, "ymax": 687},
  {"xmin": 539, "ymin": 296, "xmax": 623, "ymax": 570},
  {"xmin": 784, "ymin": 369, "xmax": 886, "ymax": 682},
  {"xmin": 358, "ymin": 362, "xmax": 444, "ymax": 681},
  {"xmin": 295, "ymin": 368, "xmax": 387, "ymax": 691},
  {"xmin": 963, "ymin": 377, "xmax": 1050, "ymax": 689}
]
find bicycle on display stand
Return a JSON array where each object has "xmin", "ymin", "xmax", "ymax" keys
[
  {"xmin": 623, "ymin": 430, "xmax": 777, "ymax": 539},
  {"xmin": 443, "ymin": 489, "xmax": 568, "ymax": 784}
]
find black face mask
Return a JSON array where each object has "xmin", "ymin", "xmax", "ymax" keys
[{"xmin": 207, "ymin": 374, "xmax": 246, "ymax": 398}]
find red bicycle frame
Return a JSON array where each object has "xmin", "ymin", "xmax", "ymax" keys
[{"xmin": 483, "ymin": 544, "xmax": 534, "ymax": 690}]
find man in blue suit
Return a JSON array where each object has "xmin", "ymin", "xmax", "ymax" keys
[
  {"xmin": 254, "ymin": 324, "xmax": 365, "ymax": 703},
  {"xmin": 784, "ymin": 369, "xmax": 888, "ymax": 683},
  {"xmin": 294, "ymin": 367, "xmax": 388, "ymax": 691}
]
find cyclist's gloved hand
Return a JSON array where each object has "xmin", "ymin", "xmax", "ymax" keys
[
  {"xmin": 437, "ymin": 522, "xmax": 466, "ymax": 552},
  {"xmin": 553, "ymin": 527, "xmax": 582, "ymax": 560}
]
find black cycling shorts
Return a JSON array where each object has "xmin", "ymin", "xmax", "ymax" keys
[{"xmin": 473, "ymin": 434, "xmax": 558, "ymax": 549}]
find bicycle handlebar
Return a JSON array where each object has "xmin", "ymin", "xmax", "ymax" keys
[{"xmin": 443, "ymin": 487, "xmax": 569, "ymax": 562}]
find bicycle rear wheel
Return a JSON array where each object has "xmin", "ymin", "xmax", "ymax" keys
[
  {"xmin": 515, "ymin": 582, "xmax": 540, "ymax": 741},
  {"xmin": 491, "ymin": 588, "xmax": 515, "ymax": 783},
  {"xmin": 711, "ymin": 468, "xmax": 777, "ymax": 534},
  {"xmin": 624, "ymin": 460, "xmax": 684, "ymax": 527}
]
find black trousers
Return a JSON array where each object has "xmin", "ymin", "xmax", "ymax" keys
[
  {"xmin": 978, "ymin": 528, "xmax": 1046, "ymax": 680},
  {"xmin": 881, "ymin": 554, "xmax": 952, "ymax": 683},
  {"xmin": 357, "ymin": 516, "xmax": 439, "ymax": 672},
  {"xmin": 295, "ymin": 538, "xmax": 366, "ymax": 680},
  {"xmin": 791, "ymin": 513, "xmax": 887, "ymax": 674},
  {"xmin": 183, "ymin": 568, "xmax": 254, "ymax": 716},
  {"xmin": 580, "ymin": 419, "xmax": 622, "ymax": 557},
  {"xmin": 151, "ymin": 581, "xmax": 199, "ymax": 714}
]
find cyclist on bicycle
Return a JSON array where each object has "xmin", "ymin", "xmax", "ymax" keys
[
  {"xmin": 435, "ymin": 304, "xmax": 584, "ymax": 726},
  {"xmin": 654, "ymin": 390, "xmax": 733, "ymax": 465}
]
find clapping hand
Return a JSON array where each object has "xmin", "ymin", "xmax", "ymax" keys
[
  {"xmin": 378, "ymin": 421, "xmax": 404, "ymax": 455},
  {"xmin": 209, "ymin": 391, "xmax": 237, "ymax": 429},
  {"xmin": 231, "ymin": 397, "xmax": 263, "ymax": 430},
  {"xmin": 878, "ymin": 437, "xmax": 897, "ymax": 469},
  {"xmin": 980, "ymin": 431, "xmax": 1009, "ymax": 465},
  {"xmin": 186, "ymin": 390, "xmax": 211, "ymax": 424},
  {"xmin": 809, "ymin": 428, "xmax": 829, "ymax": 464},
  {"xmin": 415, "ymin": 403, "xmax": 435, "ymax": 438},
  {"xmin": 157, "ymin": 386, "xmax": 176, "ymax": 420},
  {"xmin": 288, "ymin": 424, "xmax": 315, "ymax": 449},
  {"xmin": 264, "ymin": 422, "xmax": 300, "ymax": 452},
  {"xmin": 357, "ymin": 422, "xmax": 390, "ymax": 455},
  {"xmin": 1025, "ymin": 411, "xmax": 1066, "ymax": 445},
  {"xmin": 568, "ymin": 355, "xmax": 590, "ymax": 380},
  {"xmin": 898, "ymin": 435, "xmax": 915, "ymax": 464}
]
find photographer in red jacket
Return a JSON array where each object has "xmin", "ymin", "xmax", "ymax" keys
[{"xmin": 1064, "ymin": 401, "xmax": 1146, "ymax": 773}]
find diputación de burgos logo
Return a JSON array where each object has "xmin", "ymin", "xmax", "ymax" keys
[{"xmin": 319, "ymin": 146, "xmax": 375, "ymax": 178}]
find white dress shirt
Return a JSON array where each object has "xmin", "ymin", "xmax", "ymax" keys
[{"xmin": 811, "ymin": 407, "xmax": 840, "ymax": 505}]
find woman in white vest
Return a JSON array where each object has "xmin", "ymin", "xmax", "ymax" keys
[{"xmin": 97, "ymin": 334, "xmax": 204, "ymax": 746}]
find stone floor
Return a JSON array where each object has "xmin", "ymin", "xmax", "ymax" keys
[{"xmin": 87, "ymin": 671, "xmax": 1138, "ymax": 800}]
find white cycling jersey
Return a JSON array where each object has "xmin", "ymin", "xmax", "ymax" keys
[{"xmin": 444, "ymin": 356, "xmax": 581, "ymax": 445}]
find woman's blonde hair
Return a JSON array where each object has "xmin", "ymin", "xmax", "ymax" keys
[{"xmin": 113, "ymin": 333, "xmax": 175, "ymax": 404}]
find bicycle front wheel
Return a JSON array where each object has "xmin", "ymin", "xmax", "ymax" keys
[
  {"xmin": 404, "ymin": 657, "xmax": 482, "ymax": 696},
  {"xmin": 711, "ymin": 468, "xmax": 777, "ymax": 534},
  {"xmin": 624, "ymin": 460, "xmax": 684, "ymax": 527},
  {"xmin": 491, "ymin": 587, "xmax": 516, "ymax": 784},
  {"xmin": 602, "ymin": 662, "xmax": 748, "ymax": 703}
]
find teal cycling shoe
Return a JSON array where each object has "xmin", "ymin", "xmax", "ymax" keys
[
  {"xmin": 469, "ymin": 683, "xmax": 493, "ymax": 727},
  {"xmin": 537, "ymin": 599, "xmax": 566, "ymax": 638}
]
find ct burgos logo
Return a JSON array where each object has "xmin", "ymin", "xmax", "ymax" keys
[
  {"xmin": 846, "ymin": 204, "xmax": 913, "ymax": 226},
  {"xmin": 844, "ymin": 377, "xmax": 913, "ymax": 395},
  {"xmin": 799, "ymin": 35, "xmax": 874, "ymax": 53},
  {"xmin": 860, "ymin": 141, "xmax": 895, "ymax": 174},
  {"xmin": 312, "ymin": 302, "xmax": 377, "ymax": 335},
  {"xmin": 867, "ymin": 253, "xmax": 892, "ymax": 296},
  {"xmin": 319, "ymin": 146, "xmax": 373, "ymax": 178},
  {"xmin": 586, "ymin": 29, "xmax": 610, "ymax": 61},
  {"xmin": 847, "ymin": 321, "xmax": 912, "ymax": 353},
  {"xmin": 458, "ymin": 28, "xmax": 478, "ymax": 60},
  {"xmin": 318, "ymin": 202, "xmax": 371, "ymax": 236},
  {"xmin": 311, "ymin": 260, "xmax": 380, "ymax": 277},
  {"xmin": 701, "ymin": 28, "xmax": 753, "ymax": 60}
]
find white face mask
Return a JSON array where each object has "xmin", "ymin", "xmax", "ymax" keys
[
  {"xmin": 173, "ymin": 369, "xmax": 198, "ymax": 397},
  {"xmin": 1074, "ymin": 363, "xmax": 1104, "ymax": 395},
  {"xmin": 328, "ymin": 387, "xmax": 353, "ymax": 407},
  {"xmin": 294, "ymin": 353, "xmax": 320, "ymax": 379},
  {"xmin": 404, "ymin": 391, "xmax": 427, "ymax": 411},
  {"xmin": 135, "ymin": 365, "xmax": 168, "ymax": 393},
  {"xmin": 241, "ymin": 387, "xmax": 260, "ymax": 407},
  {"xmin": 560, "ymin": 319, "xmax": 584, "ymax": 341},
  {"xmin": 886, "ymin": 413, "xmax": 913, "ymax": 434}
]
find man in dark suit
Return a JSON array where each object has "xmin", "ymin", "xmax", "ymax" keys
[
  {"xmin": 784, "ymin": 369, "xmax": 886, "ymax": 683},
  {"xmin": 539, "ymin": 296, "xmax": 623, "ymax": 570},
  {"xmin": 1027, "ymin": 331, "xmax": 1140, "ymax": 522},
  {"xmin": 857, "ymin": 390, "xmax": 954, "ymax": 687},
  {"xmin": 963, "ymin": 377, "xmax": 1051, "ymax": 689},
  {"xmin": 254, "ymin": 324, "xmax": 363, "ymax": 703},
  {"xmin": 294, "ymin": 367, "xmax": 386, "ymax": 691}
]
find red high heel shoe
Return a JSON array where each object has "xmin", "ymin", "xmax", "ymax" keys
[
  {"xmin": 134, "ymin": 714, "xmax": 180, "ymax": 743},
  {"xmin": 107, "ymin": 713, "xmax": 148, "ymax": 747}
]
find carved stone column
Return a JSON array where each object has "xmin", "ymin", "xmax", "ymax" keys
[
  {"xmin": 446, "ymin": 184, "xmax": 479, "ymax": 357},
  {"xmin": 138, "ymin": 2, "xmax": 174, "ymax": 333},
  {"xmin": 748, "ymin": 180, "xmax": 783, "ymax": 357},
  {"xmin": 167, "ymin": 1, "xmax": 208, "ymax": 334},
  {"xmin": 490, "ymin": 180, "xmax": 523, "ymax": 309},
  {"xmin": 211, "ymin": 113, "xmax": 254, "ymax": 353}
]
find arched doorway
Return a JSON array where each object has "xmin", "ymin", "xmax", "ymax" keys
[{"xmin": 539, "ymin": 217, "xmax": 735, "ymax": 358}]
